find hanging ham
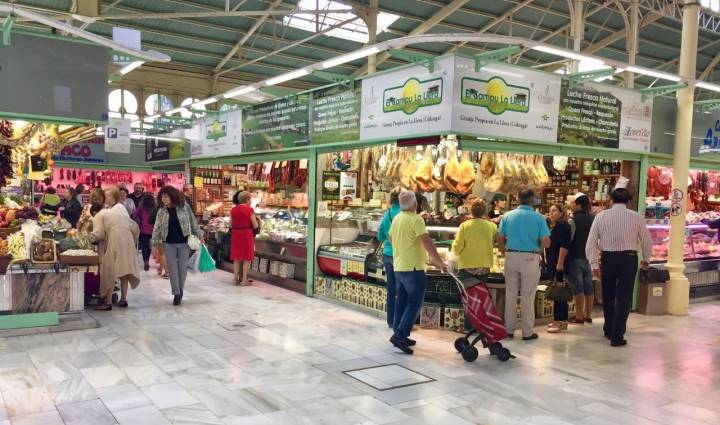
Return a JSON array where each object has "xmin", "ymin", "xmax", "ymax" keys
[
  {"xmin": 414, "ymin": 146, "xmax": 436, "ymax": 193},
  {"xmin": 455, "ymin": 150, "xmax": 476, "ymax": 195}
]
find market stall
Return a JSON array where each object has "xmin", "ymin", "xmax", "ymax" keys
[
  {"xmin": 193, "ymin": 161, "xmax": 309, "ymax": 293},
  {"xmin": 645, "ymin": 164, "xmax": 720, "ymax": 299}
]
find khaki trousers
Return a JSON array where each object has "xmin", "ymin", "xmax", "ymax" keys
[{"xmin": 503, "ymin": 252, "xmax": 541, "ymax": 337}]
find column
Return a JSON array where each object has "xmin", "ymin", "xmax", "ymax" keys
[
  {"xmin": 666, "ymin": 0, "xmax": 700, "ymax": 316},
  {"xmin": 570, "ymin": 0, "xmax": 585, "ymax": 73},
  {"xmin": 366, "ymin": 0, "xmax": 379, "ymax": 75},
  {"xmin": 626, "ymin": 0, "xmax": 640, "ymax": 88}
]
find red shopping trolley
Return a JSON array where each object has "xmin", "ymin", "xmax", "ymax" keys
[{"xmin": 449, "ymin": 271, "xmax": 514, "ymax": 362}]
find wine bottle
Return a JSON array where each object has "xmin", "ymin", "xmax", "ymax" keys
[{"xmin": 592, "ymin": 159, "xmax": 600, "ymax": 175}]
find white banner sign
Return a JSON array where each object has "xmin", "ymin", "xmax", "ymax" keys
[
  {"xmin": 360, "ymin": 56, "xmax": 454, "ymax": 141},
  {"xmin": 615, "ymin": 85, "xmax": 653, "ymax": 152},
  {"xmin": 452, "ymin": 57, "xmax": 562, "ymax": 143},
  {"xmin": 188, "ymin": 110, "xmax": 243, "ymax": 158},
  {"xmin": 104, "ymin": 117, "xmax": 131, "ymax": 153}
]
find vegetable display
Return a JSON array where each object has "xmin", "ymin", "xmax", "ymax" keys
[{"xmin": 7, "ymin": 232, "xmax": 26, "ymax": 259}]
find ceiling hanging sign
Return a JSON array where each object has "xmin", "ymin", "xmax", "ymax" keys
[
  {"xmin": 242, "ymin": 95, "xmax": 310, "ymax": 152},
  {"xmin": 558, "ymin": 81, "xmax": 652, "ymax": 151},
  {"xmin": 188, "ymin": 110, "xmax": 243, "ymax": 158},
  {"xmin": 52, "ymin": 137, "xmax": 106, "ymax": 164},
  {"xmin": 311, "ymin": 86, "xmax": 361, "ymax": 145},
  {"xmin": 145, "ymin": 137, "xmax": 187, "ymax": 162},
  {"xmin": 699, "ymin": 119, "xmax": 720, "ymax": 154},
  {"xmin": 104, "ymin": 117, "xmax": 131, "ymax": 154},
  {"xmin": 451, "ymin": 56, "xmax": 561, "ymax": 143},
  {"xmin": 112, "ymin": 27, "xmax": 142, "ymax": 65},
  {"xmin": 360, "ymin": 56, "xmax": 454, "ymax": 141}
]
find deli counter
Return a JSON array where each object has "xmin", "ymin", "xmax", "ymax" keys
[{"xmin": 647, "ymin": 220, "xmax": 720, "ymax": 299}]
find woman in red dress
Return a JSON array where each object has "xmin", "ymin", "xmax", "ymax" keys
[{"xmin": 230, "ymin": 191, "xmax": 259, "ymax": 286}]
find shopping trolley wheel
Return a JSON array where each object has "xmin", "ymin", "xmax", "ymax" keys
[
  {"xmin": 497, "ymin": 348, "xmax": 512, "ymax": 362},
  {"xmin": 462, "ymin": 346, "xmax": 479, "ymax": 362},
  {"xmin": 454, "ymin": 337, "xmax": 468, "ymax": 353}
]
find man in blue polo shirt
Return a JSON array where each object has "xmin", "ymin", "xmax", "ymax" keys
[{"xmin": 497, "ymin": 189, "xmax": 551, "ymax": 341}]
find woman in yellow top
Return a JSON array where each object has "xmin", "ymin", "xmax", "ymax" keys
[{"xmin": 451, "ymin": 199, "xmax": 497, "ymax": 277}]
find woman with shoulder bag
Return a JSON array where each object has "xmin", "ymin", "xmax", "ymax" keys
[
  {"xmin": 230, "ymin": 191, "xmax": 259, "ymax": 286},
  {"xmin": 545, "ymin": 203, "xmax": 573, "ymax": 333},
  {"xmin": 151, "ymin": 186, "xmax": 203, "ymax": 306}
]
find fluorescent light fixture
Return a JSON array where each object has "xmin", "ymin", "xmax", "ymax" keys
[
  {"xmin": 531, "ymin": 45, "xmax": 601, "ymax": 64},
  {"xmin": 697, "ymin": 82, "xmax": 720, "ymax": 92},
  {"xmin": 193, "ymin": 97, "xmax": 218, "ymax": 107},
  {"xmin": 321, "ymin": 46, "xmax": 381, "ymax": 69},
  {"xmin": 625, "ymin": 66, "xmax": 682, "ymax": 82},
  {"xmin": 223, "ymin": 86, "xmax": 256, "ymax": 98},
  {"xmin": 118, "ymin": 60, "xmax": 144, "ymax": 75},
  {"xmin": 265, "ymin": 69, "xmax": 310, "ymax": 86}
]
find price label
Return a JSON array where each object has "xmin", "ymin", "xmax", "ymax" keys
[{"xmin": 340, "ymin": 259, "xmax": 347, "ymax": 276}]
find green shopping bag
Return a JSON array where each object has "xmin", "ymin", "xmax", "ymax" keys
[{"xmin": 198, "ymin": 243, "xmax": 216, "ymax": 273}]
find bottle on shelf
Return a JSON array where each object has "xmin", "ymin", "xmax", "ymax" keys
[
  {"xmin": 592, "ymin": 158, "xmax": 601, "ymax": 175},
  {"xmin": 583, "ymin": 159, "xmax": 593, "ymax": 175}
]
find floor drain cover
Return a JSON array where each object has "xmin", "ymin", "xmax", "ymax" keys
[
  {"xmin": 218, "ymin": 321, "xmax": 260, "ymax": 331},
  {"xmin": 343, "ymin": 364, "xmax": 434, "ymax": 391}
]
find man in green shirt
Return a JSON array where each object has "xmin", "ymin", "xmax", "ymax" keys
[{"xmin": 388, "ymin": 190, "xmax": 447, "ymax": 355}]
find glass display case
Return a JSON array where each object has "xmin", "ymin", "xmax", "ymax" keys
[{"xmin": 647, "ymin": 222, "xmax": 720, "ymax": 263}]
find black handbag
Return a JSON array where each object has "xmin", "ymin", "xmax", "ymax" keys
[
  {"xmin": 546, "ymin": 278, "xmax": 573, "ymax": 302},
  {"xmin": 639, "ymin": 267, "xmax": 669, "ymax": 284}
]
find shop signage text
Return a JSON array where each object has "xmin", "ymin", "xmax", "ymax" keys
[
  {"xmin": 52, "ymin": 137, "xmax": 105, "ymax": 163},
  {"xmin": 700, "ymin": 120, "xmax": 720, "ymax": 153},
  {"xmin": 452, "ymin": 57, "xmax": 561, "ymax": 143},
  {"xmin": 243, "ymin": 96, "xmax": 309, "ymax": 152},
  {"xmin": 311, "ymin": 86, "xmax": 360, "ymax": 145},
  {"xmin": 383, "ymin": 78, "xmax": 443, "ymax": 115}
]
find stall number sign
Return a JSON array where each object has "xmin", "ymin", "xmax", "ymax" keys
[{"xmin": 700, "ymin": 119, "xmax": 720, "ymax": 154}]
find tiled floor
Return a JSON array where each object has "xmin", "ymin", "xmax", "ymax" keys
[{"xmin": 1, "ymin": 266, "xmax": 719, "ymax": 425}]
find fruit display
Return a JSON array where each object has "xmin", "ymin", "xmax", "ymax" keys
[
  {"xmin": 0, "ymin": 144, "xmax": 15, "ymax": 188},
  {"xmin": 14, "ymin": 207, "xmax": 38, "ymax": 221},
  {"xmin": 31, "ymin": 239, "xmax": 56, "ymax": 262},
  {"xmin": 0, "ymin": 208, "xmax": 19, "ymax": 229},
  {"xmin": 7, "ymin": 231, "xmax": 26, "ymax": 260},
  {"xmin": 0, "ymin": 239, "xmax": 8, "ymax": 256}
]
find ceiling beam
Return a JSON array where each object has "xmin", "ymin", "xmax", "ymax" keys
[
  {"xmin": 213, "ymin": 0, "xmax": 284, "ymax": 74},
  {"xmin": 352, "ymin": 0, "xmax": 472, "ymax": 76},
  {"xmin": 699, "ymin": 51, "xmax": 720, "ymax": 80},
  {"xmin": 447, "ymin": 0, "xmax": 536, "ymax": 54}
]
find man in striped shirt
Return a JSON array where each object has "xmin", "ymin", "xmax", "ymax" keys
[{"xmin": 586, "ymin": 188, "xmax": 653, "ymax": 347}]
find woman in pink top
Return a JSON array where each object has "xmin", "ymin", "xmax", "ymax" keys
[{"xmin": 132, "ymin": 193, "xmax": 156, "ymax": 271}]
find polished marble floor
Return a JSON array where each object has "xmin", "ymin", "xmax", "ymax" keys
[{"xmin": 1, "ymin": 266, "xmax": 719, "ymax": 425}]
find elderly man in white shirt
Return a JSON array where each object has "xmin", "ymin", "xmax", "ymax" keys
[{"xmin": 586, "ymin": 188, "xmax": 653, "ymax": 347}]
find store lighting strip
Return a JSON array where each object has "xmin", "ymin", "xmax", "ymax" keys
[
  {"xmin": 151, "ymin": 33, "xmax": 720, "ymax": 120},
  {"xmin": 223, "ymin": 86, "xmax": 257, "ymax": 99},
  {"xmin": 118, "ymin": 60, "xmax": 144, "ymax": 75}
]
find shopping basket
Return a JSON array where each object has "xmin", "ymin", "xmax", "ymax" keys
[{"xmin": 448, "ymin": 271, "xmax": 514, "ymax": 362}]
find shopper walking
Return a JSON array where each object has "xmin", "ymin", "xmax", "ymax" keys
[
  {"xmin": 451, "ymin": 198, "xmax": 497, "ymax": 279},
  {"xmin": 119, "ymin": 187, "xmax": 136, "ymax": 216},
  {"xmin": 497, "ymin": 189, "xmax": 551, "ymax": 341},
  {"xmin": 151, "ymin": 186, "xmax": 202, "ymax": 306},
  {"xmin": 586, "ymin": 188, "xmax": 652, "ymax": 347},
  {"xmin": 92, "ymin": 187, "xmax": 140, "ymax": 311},
  {"xmin": 545, "ymin": 204, "xmax": 572, "ymax": 333},
  {"xmin": 377, "ymin": 188, "xmax": 401, "ymax": 328},
  {"xmin": 566, "ymin": 193, "xmax": 596, "ymax": 324},
  {"xmin": 60, "ymin": 188, "xmax": 82, "ymax": 228},
  {"xmin": 150, "ymin": 193, "xmax": 169, "ymax": 279},
  {"xmin": 132, "ymin": 193, "xmax": 156, "ymax": 271},
  {"xmin": 230, "ymin": 191, "xmax": 259, "ymax": 286},
  {"xmin": 129, "ymin": 183, "xmax": 144, "ymax": 208},
  {"xmin": 40, "ymin": 187, "xmax": 61, "ymax": 216},
  {"xmin": 388, "ymin": 190, "xmax": 447, "ymax": 355}
]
